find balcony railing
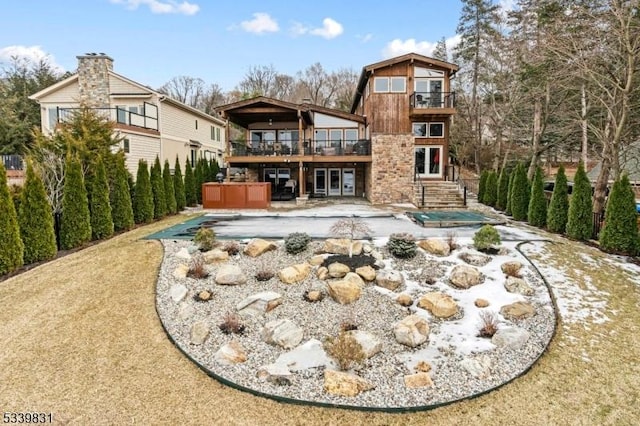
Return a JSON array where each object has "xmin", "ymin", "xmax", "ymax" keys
[
  {"xmin": 410, "ymin": 91, "xmax": 456, "ymax": 109},
  {"xmin": 57, "ymin": 103, "xmax": 159, "ymax": 132},
  {"xmin": 2, "ymin": 155, "xmax": 24, "ymax": 170},
  {"xmin": 230, "ymin": 139, "xmax": 371, "ymax": 157}
]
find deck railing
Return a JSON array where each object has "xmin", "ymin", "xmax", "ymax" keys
[
  {"xmin": 410, "ymin": 91, "xmax": 456, "ymax": 109},
  {"xmin": 230, "ymin": 139, "xmax": 371, "ymax": 157},
  {"xmin": 1, "ymin": 155, "xmax": 24, "ymax": 170},
  {"xmin": 58, "ymin": 103, "xmax": 159, "ymax": 131}
]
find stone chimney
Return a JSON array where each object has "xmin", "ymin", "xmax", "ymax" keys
[{"xmin": 76, "ymin": 53, "xmax": 113, "ymax": 107}]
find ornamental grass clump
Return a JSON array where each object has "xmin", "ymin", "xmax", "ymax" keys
[
  {"xmin": 284, "ymin": 232, "xmax": 311, "ymax": 254},
  {"xmin": 473, "ymin": 225, "xmax": 501, "ymax": 253},
  {"xmin": 324, "ymin": 331, "xmax": 366, "ymax": 371},
  {"xmin": 218, "ymin": 312, "xmax": 245, "ymax": 335},
  {"xmin": 477, "ymin": 311, "xmax": 499, "ymax": 338},
  {"xmin": 387, "ymin": 233, "xmax": 417, "ymax": 259}
]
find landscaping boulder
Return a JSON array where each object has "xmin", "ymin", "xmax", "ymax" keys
[
  {"xmin": 458, "ymin": 252, "xmax": 491, "ymax": 267},
  {"xmin": 243, "ymin": 239, "xmax": 277, "ymax": 257},
  {"xmin": 323, "ymin": 370, "xmax": 375, "ymax": 397},
  {"xmin": 172, "ymin": 264, "xmax": 190, "ymax": 279},
  {"xmin": 175, "ymin": 247, "xmax": 192, "ymax": 260},
  {"xmin": 323, "ymin": 238, "xmax": 363, "ymax": 256},
  {"xmin": 190, "ymin": 321, "xmax": 210, "ymax": 345},
  {"xmin": 214, "ymin": 340, "xmax": 247, "ymax": 365},
  {"xmin": 275, "ymin": 339, "xmax": 335, "ymax": 371},
  {"xmin": 215, "ymin": 264, "xmax": 247, "ymax": 285},
  {"xmin": 256, "ymin": 363, "xmax": 292, "ymax": 382},
  {"xmin": 236, "ymin": 291, "xmax": 282, "ymax": 316},
  {"xmin": 262, "ymin": 319, "xmax": 304, "ymax": 349},
  {"xmin": 418, "ymin": 239, "xmax": 451, "ymax": 256},
  {"xmin": 327, "ymin": 275, "xmax": 363, "ymax": 304},
  {"xmin": 394, "ymin": 315, "xmax": 429, "ymax": 347},
  {"xmin": 418, "ymin": 292, "xmax": 459, "ymax": 319},
  {"xmin": 355, "ymin": 265, "xmax": 376, "ymax": 281},
  {"xmin": 309, "ymin": 254, "xmax": 328, "ymax": 266},
  {"xmin": 202, "ymin": 248, "xmax": 229, "ymax": 263},
  {"xmin": 500, "ymin": 301, "xmax": 536, "ymax": 320},
  {"xmin": 278, "ymin": 263, "xmax": 311, "ymax": 284},
  {"xmin": 169, "ymin": 284, "xmax": 188, "ymax": 303},
  {"xmin": 501, "ymin": 261, "xmax": 523, "ymax": 277},
  {"xmin": 328, "ymin": 262, "xmax": 350, "ymax": 278},
  {"xmin": 375, "ymin": 269, "xmax": 404, "ymax": 291},
  {"xmin": 504, "ymin": 276, "xmax": 535, "ymax": 296},
  {"xmin": 449, "ymin": 265, "xmax": 483, "ymax": 289},
  {"xmin": 396, "ymin": 294, "xmax": 414, "ymax": 307},
  {"xmin": 475, "ymin": 298, "xmax": 490, "ymax": 308},
  {"xmin": 403, "ymin": 372, "xmax": 434, "ymax": 388},
  {"xmin": 316, "ymin": 266, "xmax": 329, "ymax": 280},
  {"xmin": 492, "ymin": 327, "xmax": 530, "ymax": 349},
  {"xmin": 461, "ymin": 355, "xmax": 492, "ymax": 379},
  {"xmin": 346, "ymin": 330, "xmax": 382, "ymax": 358}
]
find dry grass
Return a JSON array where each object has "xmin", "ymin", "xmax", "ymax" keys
[{"xmin": 1, "ymin": 217, "xmax": 639, "ymax": 425}]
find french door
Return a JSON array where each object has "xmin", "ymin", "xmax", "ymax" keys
[
  {"xmin": 314, "ymin": 169, "xmax": 327, "ymax": 195},
  {"xmin": 342, "ymin": 168, "xmax": 355, "ymax": 196},
  {"xmin": 314, "ymin": 167, "xmax": 356, "ymax": 196},
  {"xmin": 415, "ymin": 146, "xmax": 443, "ymax": 178},
  {"xmin": 329, "ymin": 168, "xmax": 341, "ymax": 196}
]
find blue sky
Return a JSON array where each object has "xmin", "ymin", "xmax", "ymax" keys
[{"xmin": 0, "ymin": 0, "xmax": 513, "ymax": 92}]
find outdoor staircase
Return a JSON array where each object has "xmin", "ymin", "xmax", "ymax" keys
[{"xmin": 413, "ymin": 180, "xmax": 466, "ymax": 209}]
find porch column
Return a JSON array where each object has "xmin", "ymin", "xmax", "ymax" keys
[
  {"xmin": 299, "ymin": 161, "xmax": 305, "ymax": 195},
  {"xmin": 297, "ymin": 110, "xmax": 303, "ymax": 154}
]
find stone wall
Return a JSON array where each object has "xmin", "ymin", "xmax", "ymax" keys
[
  {"xmin": 368, "ymin": 134, "xmax": 414, "ymax": 204},
  {"xmin": 77, "ymin": 54, "xmax": 113, "ymax": 108}
]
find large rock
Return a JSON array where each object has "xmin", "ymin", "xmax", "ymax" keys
[
  {"xmin": 278, "ymin": 263, "xmax": 311, "ymax": 284},
  {"xmin": 501, "ymin": 261, "xmax": 523, "ymax": 277},
  {"xmin": 500, "ymin": 301, "xmax": 536, "ymax": 320},
  {"xmin": 214, "ymin": 340, "xmax": 247, "ymax": 365},
  {"xmin": 394, "ymin": 315, "xmax": 429, "ymax": 347},
  {"xmin": 403, "ymin": 372, "xmax": 434, "ymax": 388},
  {"xmin": 256, "ymin": 363, "xmax": 292, "ymax": 382},
  {"xmin": 504, "ymin": 276, "xmax": 535, "ymax": 296},
  {"xmin": 492, "ymin": 327, "xmax": 531, "ymax": 349},
  {"xmin": 243, "ymin": 239, "xmax": 277, "ymax": 257},
  {"xmin": 190, "ymin": 321, "xmax": 210, "ymax": 345},
  {"xmin": 169, "ymin": 284, "xmax": 188, "ymax": 303},
  {"xmin": 172, "ymin": 264, "xmax": 190, "ymax": 279},
  {"xmin": 461, "ymin": 355, "xmax": 492, "ymax": 379},
  {"xmin": 202, "ymin": 248, "xmax": 229, "ymax": 263},
  {"xmin": 346, "ymin": 330, "xmax": 382, "ymax": 358},
  {"xmin": 418, "ymin": 292, "xmax": 459, "ymax": 319},
  {"xmin": 328, "ymin": 262, "xmax": 351, "ymax": 278},
  {"xmin": 309, "ymin": 254, "xmax": 328, "ymax": 266},
  {"xmin": 215, "ymin": 264, "xmax": 247, "ymax": 285},
  {"xmin": 323, "ymin": 238, "xmax": 363, "ymax": 256},
  {"xmin": 375, "ymin": 270, "xmax": 404, "ymax": 291},
  {"xmin": 418, "ymin": 239, "xmax": 451, "ymax": 257},
  {"xmin": 449, "ymin": 265, "xmax": 483, "ymax": 289},
  {"xmin": 459, "ymin": 252, "xmax": 491, "ymax": 267},
  {"xmin": 327, "ymin": 276, "xmax": 362, "ymax": 304},
  {"xmin": 396, "ymin": 294, "xmax": 414, "ymax": 307},
  {"xmin": 275, "ymin": 339, "xmax": 335, "ymax": 371},
  {"xmin": 475, "ymin": 298, "xmax": 490, "ymax": 308},
  {"xmin": 323, "ymin": 370, "xmax": 375, "ymax": 397},
  {"xmin": 175, "ymin": 247, "xmax": 192, "ymax": 260},
  {"xmin": 262, "ymin": 319, "xmax": 304, "ymax": 349},
  {"xmin": 355, "ymin": 265, "xmax": 376, "ymax": 281},
  {"xmin": 316, "ymin": 266, "xmax": 329, "ymax": 280},
  {"xmin": 236, "ymin": 291, "xmax": 282, "ymax": 316}
]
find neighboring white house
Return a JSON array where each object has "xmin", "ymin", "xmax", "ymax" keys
[{"xmin": 29, "ymin": 53, "xmax": 226, "ymax": 177}]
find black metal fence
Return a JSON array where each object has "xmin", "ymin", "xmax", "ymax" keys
[{"xmin": 2, "ymin": 155, "xmax": 23, "ymax": 170}]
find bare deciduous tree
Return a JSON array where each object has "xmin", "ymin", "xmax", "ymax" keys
[{"xmin": 329, "ymin": 217, "xmax": 372, "ymax": 258}]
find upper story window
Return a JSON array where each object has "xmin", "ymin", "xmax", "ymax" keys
[
  {"xmin": 373, "ymin": 76, "xmax": 407, "ymax": 93},
  {"xmin": 123, "ymin": 138, "xmax": 130, "ymax": 153},
  {"xmin": 195, "ymin": 119, "xmax": 198, "ymax": 130},
  {"xmin": 413, "ymin": 122, "xmax": 445, "ymax": 138},
  {"xmin": 210, "ymin": 126, "xmax": 215, "ymax": 140},
  {"xmin": 216, "ymin": 127, "xmax": 221, "ymax": 141}
]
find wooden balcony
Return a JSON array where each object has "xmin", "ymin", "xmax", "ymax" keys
[
  {"xmin": 227, "ymin": 139, "xmax": 372, "ymax": 164},
  {"xmin": 409, "ymin": 92, "xmax": 456, "ymax": 116}
]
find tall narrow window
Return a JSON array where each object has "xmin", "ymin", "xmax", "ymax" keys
[
  {"xmin": 123, "ymin": 138, "xmax": 130, "ymax": 153},
  {"xmin": 195, "ymin": 119, "xmax": 198, "ymax": 130}
]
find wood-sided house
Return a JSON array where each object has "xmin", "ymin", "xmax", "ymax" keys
[
  {"xmin": 29, "ymin": 53, "xmax": 227, "ymax": 177},
  {"xmin": 218, "ymin": 53, "xmax": 459, "ymax": 206}
]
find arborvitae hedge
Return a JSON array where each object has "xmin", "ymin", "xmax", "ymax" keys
[
  {"xmin": 496, "ymin": 169, "xmax": 510, "ymax": 211},
  {"xmin": 133, "ymin": 160, "xmax": 154, "ymax": 224},
  {"xmin": 566, "ymin": 161, "xmax": 593, "ymax": 240},
  {"xmin": 174, "ymin": 157, "xmax": 186, "ymax": 211},
  {"xmin": 19, "ymin": 161, "xmax": 57, "ymax": 263},
  {"xmin": 209, "ymin": 158, "xmax": 219, "ymax": 182},
  {"xmin": 163, "ymin": 159, "xmax": 177, "ymax": 215},
  {"xmin": 478, "ymin": 170, "xmax": 488, "ymax": 203},
  {"xmin": 195, "ymin": 157, "xmax": 205, "ymax": 204},
  {"xmin": 60, "ymin": 156, "xmax": 92, "ymax": 250},
  {"xmin": 599, "ymin": 174, "xmax": 640, "ymax": 255},
  {"xmin": 0, "ymin": 162, "xmax": 24, "ymax": 275},
  {"xmin": 111, "ymin": 155, "xmax": 134, "ymax": 231},
  {"xmin": 151, "ymin": 156, "xmax": 167, "ymax": 219},
  {"xmin": 89, "ymin": 156, "xmax": 114, "ymax": 240},
  {"xmin": 506, "ymin": 171, "xmax": 515, "ymax": 216},
  {"xmin": 511, "ymin": 163, "xmax": 530, "ymax": 221},
  {"xmin": 184, "ymin": 158, "xmax": 197, "ymax": 207},
  {"xmin": 483, "ymin": 171, "xmax": 498, "ymax": 207},
  {"xmin": 547, "ymin": 165, "xmax": 569, "ymax": 233},
  {"xmin": 528, "ymin": 167, "xmax": 547, "ymax": 228}
]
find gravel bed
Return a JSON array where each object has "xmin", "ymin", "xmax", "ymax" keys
[{"xmin": 156, "ymin": 239, "xmax": 556, "ymax": 410}]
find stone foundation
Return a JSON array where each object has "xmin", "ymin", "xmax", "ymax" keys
[{"xmin": 368, "ymin": 134, "xmax": 414, "ymax": 204}]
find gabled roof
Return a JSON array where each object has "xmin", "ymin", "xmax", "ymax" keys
[
  {"xmin": 302, "ymin": 102, "xmax": 365, "ymax": 124},
  {"xmin": 350, "ymin": 52, "xmax": 459, "ymax": 113},
  {"xmin": 29, "ymin": 74, "xmax": 79, "ymax": 100},
  {"xmin": 216, "ymin": 96, "xmax": 314, "ymax": 127}
]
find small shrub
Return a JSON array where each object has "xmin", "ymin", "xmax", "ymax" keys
[
  {"xmin": 194, "ymin": 227, "xmax": 216, "ymax": 251},
  {"xmin": 387, "ymin": 233, "xmax": 417, "ymax": 259},
  {"xmin": 222, "ymin": 241, "xmax": 241, "ymax": 255},
  {"xmin": 324, "ymin": 331, "xmax": 366, "ymax": 371},
  {"xmin": 285, "ymin": 232, "xmax": 312, "ymax": 254},
  {"xmin": 477, "ymin": 310, "xmax": 499, "ymax": 338},
  {"xmin": 473, "ymin": 225, "xmax": 501, "ymax": 252},
  {"xmin": 187, "ymin": 255, "xmax": 209, "ymax": 279},
  {"xmin": 445, "ymin": 231, "xmax": 459, "ymax": 251},
  {"xmin": 255, "ymin": 269, "xmax": 275, "ymax": 281},
  {"xmin": 218, "ymin": 312, "xmax": 245, "ymax": 335}
]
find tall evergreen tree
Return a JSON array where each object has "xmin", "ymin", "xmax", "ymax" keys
[
  {"xmin": 505, "ymin": 171, "xmax": 515, "ymax": 216},
  {"xmin": 60, "ymin": 156, "xmax": 91, "ymax": 250},
  {"xmin": 566, "ymin": 161, "xmax": 593, "ymax": 240},
  {"xmin": 496, "ymin": 169, "xmax": 510, "ymax": 211},
  {"xmin": 133, "ymin": 160, "xmax": 154, "ymax": 224},
  {"xmin": 151, "ymin": 156, "xmax": 167, "ymax": 219},
  {"xmin": 483, "ymin": 170, "xmax": 498, "ymax": 206},
  {"xmin": 194, "ymin": 157, "xmax": 205, "ymax": 204},
  {"xmin": 111, "ymin": 155, "xmax": 134, "ymax": 231},
  {"xmin": 547, "ymin": 165, "xmax": 569, "ymax": 233},
  {"xmin": 163, "ymin": 159, "xmax": 177, "ymax": 215},
  {"xmin": 209, "ymin": 158, "xmax": 220, "ymax": 182},
  {"xmin": 511, "ymin": 163, "xmax": 530, "ymax": 221},
  {"xmin": 173, "ymin": 156, "xmax": 186, "ymax": 211},
  {"xmin": 0, "ymin": 162, "xmax": 24, "ymax": 275},
  {"xmin": 432, "ymin": 36, "xmax": 450, "ymax": 62},
  {"xmin": 19, "ymin": 160, "xmax": 57, "ymax": 263},
  {"xmin": 184, "ymin": 157, "xmax": 197, "ymax": 207},
  {"xmin": 89, "ymin": 156, "xmax": 114, "ymax": 240},
  {"xmin": 527, "ymin": 166, "xmax": 547, "ymax": 227},
  {"xmin": 599, "ymin": 174, "xmax": 639, "ymax": 255},
  {"xmin": 478, "ymin": 170, "xmax": 488, "ymax": 203}
]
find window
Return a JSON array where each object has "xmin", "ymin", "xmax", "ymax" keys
[
  {"xmin": 373, "ymin": 77, "xmax": 406, "ymax": 93},
  {"xmin": 195, "ymin": 119, "xmax": 198, "ymax": 130},
  {"xmin": 123, "ymin": 138, "xmax": 130, "ymax": 153},
  {"xmin": 48, "ymin": 107, "xmax": 59, "ymax": 130},
  {"xmin": 116, "ymin": 106, "xmax": 127, "ymax": 123},
  {"xmin": 413, "ymin": 122, "xmax": 445, "ymax": 138},
  {"xmin": 374, "ymin": 77, "xmax": 389, "ymax": 92},
  {"xmin": 216, "ymin": 128, "xmax": 221, "ymax": 141},
  {"xmin": 344, "ymin": 129, "xmax": 358, "ymax": 142},
  {"xmin": 390, "ymin": 77, "xmax": 406, "ymax": 93},
  {"xmin": 211, "ymin": 126, "xmax": 215, "ymax": 140},
  {"xmin": 190, "ymin": 148, "xmax": 197, "ymax": 166}
]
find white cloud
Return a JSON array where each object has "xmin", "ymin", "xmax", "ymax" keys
[
  {"xmin": 382, "ymin": 35, "xmax": 461, "ymax": 59},
  {"xmin": 0, "ymin": 45, "xmax": 64, "ymax": 73},
  {"xmin": 310, "ymin": 18, "xmax": 343, "ymax": 39},
  {"xmin": 110, "ymin": 0, "xmax": 199, "ymax": 16},
  {"xmin": 240, "ymin": 12, "xmax": 279, "ymax": 34}
]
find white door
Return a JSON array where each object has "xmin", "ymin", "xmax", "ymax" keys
[
  {"xmin": 342, "ymin": 168, "xmax": 355, "ymax": 196},
  {"xmin": 415, "ymin": 146, "xmax": 443, "ymax": 178},
  {"xmin": 329, "ymin": 168, "xmax": 341, "ymax": 196},
  {"xmin": 314, "ymin": 168, "xmax": 327, "ymax": 195}
]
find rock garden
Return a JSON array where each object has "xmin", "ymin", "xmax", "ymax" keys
[{"xmin": 155, "ymin": 222, "xmax": 555, "ymax": 410}]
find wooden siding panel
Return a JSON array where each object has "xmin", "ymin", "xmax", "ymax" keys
[
  {"xmin": 37, "ymin": 83, "xmax": 80, "ymax": 103},
  {"xmin": 122, "ymin": 133, "xmax": 161, "ymax": 179},
  {"xmin": 109, "ymin": 75, "xmax": 153, "ymax": 95}
]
